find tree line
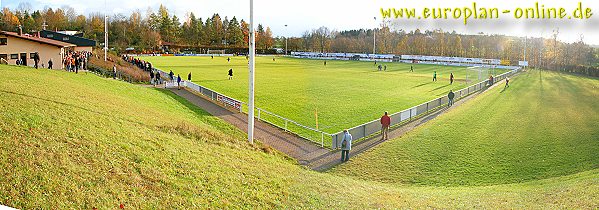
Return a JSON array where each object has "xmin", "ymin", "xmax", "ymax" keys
[
  {"xmin": 1, "ymin": 3, "xmax": 597, "ymax": 74},
  {"xmin": 0, "ymin": 4, "xmax": 274, "ymax": 52},
  {"xmin": 286, "ymin": 25, "xmax": 598, "ymax": 72}
]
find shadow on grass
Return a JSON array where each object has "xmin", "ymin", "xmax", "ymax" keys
[
  {"xmin": 429, "ymin": 84, "xmax": 451, "ymax": 92},
  {"xmin": 412, "ymin": 82, "xmax": 430, "ymax": 88}
]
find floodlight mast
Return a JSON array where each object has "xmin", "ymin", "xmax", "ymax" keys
[
  {"xmin": 104, "ymin": 0, "xmax": 108, "ymax": 61},
  {"xmin": 373, "ymin": 17, "xmax": 376, "ymax": 55},
  {"xmin": 248, "ymin": 0, "xmax": 256, "ymax": 144}
]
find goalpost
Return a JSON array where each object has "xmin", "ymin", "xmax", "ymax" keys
[
  {"xmin": 466, "ymin": 66, "xmax": 491, "ymax": 83},
  {"xmin": 207, "ymin": 49, "xmax": 225, "ymax": 56}
]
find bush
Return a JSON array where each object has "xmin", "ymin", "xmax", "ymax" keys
[{"xmin": 89, "ymin": 50, "xmax": 150, "ymax": 83}]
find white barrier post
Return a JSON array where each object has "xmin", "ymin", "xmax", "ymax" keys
[{"xmin": 257, "ymin": 109, "xmax": 261, "ymax": 121}]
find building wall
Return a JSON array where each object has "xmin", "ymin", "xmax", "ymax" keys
[
  {"xmin": 75, "ymin": 46, "xmax": 93, "ymax": 52},
  {"xmin": 0, "ymin": 35, "xmax": 65, "ymax": 69}
]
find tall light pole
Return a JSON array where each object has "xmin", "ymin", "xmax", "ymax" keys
[
  {"xmin": 248, "ymin": 0, "xmax": 256, "ymax": 144},
  {"xmin": 284, "ymin": 24, "xmax": 288, "ymax": 56},
  {"xmin": 104, "ymin": 0, "xmax": 108, "ymax": 61},
  {"xmin": 373, "ymin": 17, "xmax": 376, "ymax": 55},
  {"xmin": 523, "ymin": 36, "xmax": 527, "ymax": 70}
]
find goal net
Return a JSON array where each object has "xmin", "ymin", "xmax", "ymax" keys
[
  {"xmin": 207, "ymin": 49, "xmax": 225, "ymax": 55},
  {"xmin": 465, "ymin": 66, "xmax": 492, "ymax": 83}
]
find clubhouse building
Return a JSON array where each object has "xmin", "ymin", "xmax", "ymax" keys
[
  {"xmin": 0, "ymin": 30, "xmax": 75, "ymax": 69},
  {"xmin": 40, "ymin": 30, "xmax": 96, "ymax": 52}
]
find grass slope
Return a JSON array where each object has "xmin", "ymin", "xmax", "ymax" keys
[
  {"xmin": 331, "ymin": 69, "xmax": 599, "ymax": 186},
  {"xmin": 140, "ymin": 56, "xmax": 503, "ymax": 137},
  {"xmin": 0, "ymin": 65, "xmax": 597, "ymax": 208}
]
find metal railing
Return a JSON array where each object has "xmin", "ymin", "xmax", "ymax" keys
[
  {"xmin": 329, "ymin": 68, "xmax": 520, "ymax": 149},
  {"xmin": 150, "ymin": 65, "xmax": 519, "ymax": 150},
  {"xmin": 152, "ymin": 67, "xmax": 331, "ymax": 147}
]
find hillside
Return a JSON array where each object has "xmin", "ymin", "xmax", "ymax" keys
[{"xmin": 0, "ymin": 65, "xmax": 597, "ymax": 208}]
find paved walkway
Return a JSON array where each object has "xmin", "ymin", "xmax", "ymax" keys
[
  {"xmin": 168, "ymin": 88, "xmax": 330, "ymax": 165},
  {"xmin": 161, "ymin": 78, "xmax": 509, "ymax": 171}
]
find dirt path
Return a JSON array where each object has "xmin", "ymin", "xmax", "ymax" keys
[{"xmin": 159, "ymin": 78, "xmax": 510, "ymax": 171}]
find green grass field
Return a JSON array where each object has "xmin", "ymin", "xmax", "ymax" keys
[
  {"xmin": 0, "ymin": 65, "xmax": 598, "ymax": 208},
  {"xmin": 330, "ymin": 69, "xmax": 599, "ymax": 186},
  {"xmin": 140, "ymin": 56, "xmax": 505, "ymax": 141}
]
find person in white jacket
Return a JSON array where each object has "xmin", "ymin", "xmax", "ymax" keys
[{"xmin": 340, "ymin": 129, "xmax": 353, "ymax": 162}]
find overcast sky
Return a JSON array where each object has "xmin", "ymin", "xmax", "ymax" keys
[{"xmin": 2, "ymin": 0, "xmax": 598, "ymax": 44}]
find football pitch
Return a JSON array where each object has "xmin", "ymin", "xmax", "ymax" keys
[{"xmin": 140, "ymin": 56, "xmax": 506, "ymax": 140}]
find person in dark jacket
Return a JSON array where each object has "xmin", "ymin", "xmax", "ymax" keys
[
  {"xmin": 177, "ymin": 74, "xmax": 182, "ymax": 90},
  {"xmin": 48, "ymin": 59, "xmax": 53, "ymax": 69},
  {"xmin": 156, "ymin": 72, "xmax": 161, "ymax": 86},
  {"xmin": 450, "ymin": 72, "xmax": 454, "ymax": 84},
  {"xmin": 448, "ymin": 90, "xmax": 455, "ymax": 107},
  {"xmin": 228, "ymin": 68, "xmax": 233, "ymax": 80},
  {"xmin": 188, "ymin": 72, "xmax": 192, "ymax": 81},
  {"xmin": 33, "ymin": 53, "xmax": 40, "ymax": 69},
  {"xmin": 150, "ymin": 71, "xmax": 155, "ymax": 86},
  {"xmin": 169, "ymin": 70, "xmax": 174, "ymax": 80}
]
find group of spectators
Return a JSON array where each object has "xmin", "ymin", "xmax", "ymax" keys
[
  {"xmin": 63, "ymin": 51, "xmax": 92, "ymax": 73},
  {"xmin": 121, "ymin": 55, "xmax": 166, "ymax": 86},
  {"xmin": 122, "ymin": 55, "xmax": 153, "ymax": 72}
]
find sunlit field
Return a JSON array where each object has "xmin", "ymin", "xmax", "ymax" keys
[
  {"xmin": 1, "ymin": 65, "xmax": 597, "ymax": 208},
  {"xmin": 141, "ymin": 56, "xmax": 505, "ymax": 137},
  {"xmin": 331, "ymin": 69, "xmax": 599, "ymax": 186}
]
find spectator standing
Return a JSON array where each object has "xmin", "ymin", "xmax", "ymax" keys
[
  {"xmin": 188, "ymin": 72, "xmax": 192, "ymax": 81},
  {"xmin": 448, "ymin": 90, "xmax": 455, "ymax": 107},
  {"xmin": 150, "ymin": 71, "xmax": 155, "ymax": 86},
  {"xmin": 340, "ymin": 129, "xmax": 353, "ymax": 162},
  {"xmin": 156, "ymin": 72, "xmax": 161, "ymax": 86},
  {"xmin": 177, "ymin": 74, "xmax": 182, "ymax": 90},
  {"xmin": 228, "ymin": 68, "xmax": 233, "ymax": 80},
  {"xmin": 380, "ymin": 112, "xmax": 391, "ymax": 140},
  {"xmin": 169, "ymin": 70, "xmax": 174, "ymax": 80},
  {"xmin": 113, "ymin": 65, "xmax": 117, "ymax": 79},
  {"xmin": 33, "ymin": 53, "xmax": 40, "ymax": 69},
  {"xmin": 48, "ymin": 59, "xmax": 53, "ymax": 69}
]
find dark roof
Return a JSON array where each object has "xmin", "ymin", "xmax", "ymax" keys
[
  {"xmin": 40, "ymin": 30, "xmax": 97, "ymax": 47},
  {"xmin": 0, "ymin": 31, "xmax": 75, "ymax": 47}
]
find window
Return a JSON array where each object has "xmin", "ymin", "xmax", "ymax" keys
[
  {"xmin": 62, "ymin": 37, "xmax": 69, "ymax": 41},
  {"xmin": 0, "ymin": 54, "xmax": 7, "ymax": 61},
  {"xmin": 30, "ymin": 53, "xmax": 36, "ymax": 59},
  {"xmin": 47, "ymin": 34, "xmax": 54, "ymax": 38},
  {"xmin": 10, "ymin": 54, "xmax": 18, "ymax": 59},
  {"xmin": 0, "ymin": 38, "xmax": 7, "ymax": 45}
]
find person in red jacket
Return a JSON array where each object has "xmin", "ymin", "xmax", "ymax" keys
[{"xmin": 380, "ymin": 111, "xmax": 391, "ymax": 140}]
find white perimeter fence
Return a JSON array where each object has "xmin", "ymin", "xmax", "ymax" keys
[
  {"xmin": 152, "ymin": 67, "xmax": 331, "ymax": 147},
  {"xmin": 329, "ymin": 67, "xmax": 520, "ymax": 149},
  {"xmin": 143, "ymin": 56, "xmax": 520, "ymax": 150}
]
